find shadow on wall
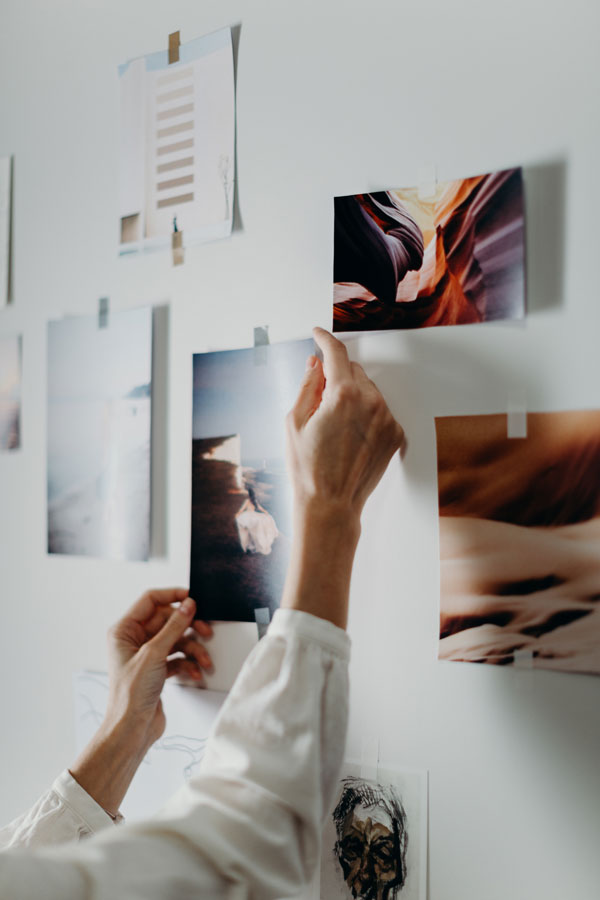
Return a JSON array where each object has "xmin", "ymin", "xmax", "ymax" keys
[
  {"xmin": 231, "ymin": 22, "xmax": 243, "ymax": 234},
  {"xmin": 523, "ymin": 157, "xmax": 567, "ymax": 313}
]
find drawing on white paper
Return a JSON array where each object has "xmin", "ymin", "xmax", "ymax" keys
[
  {"xmin": 0, "ymin": 334, "xmax": 20, "ymax": 450},
  {"xmin": 118, "ymin": 27, "xmax": 235, "ymax": 255},
  {"xmin": 321, "ymin": 765, "xmax": 428, "ymax": 900},
  {"xmin": 74, "ymin": 671, "xmax": 225, "ymax": 820},
  {"xmin": 47, "ymin": 307, "xmax": 153, "ymax": 560},
  {"xmin": 0, "ymin": 156, "xmax": 12, "ymax": 306}
]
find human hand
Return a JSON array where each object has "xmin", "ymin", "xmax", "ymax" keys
[
  {"xmin": 286, "ymin": 327, "xmax": 404, "ymax": 520},
  {"xmin": 105, "ymin": 588, "xmax": 213, "ymax": 749},
  {"xmin": 70, "ymin": 589, "xmax": 213, "ymax": 818}
]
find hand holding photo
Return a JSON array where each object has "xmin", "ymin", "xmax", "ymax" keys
[
  {"xmin": 435, "ymin": 410, "xmax": 600, "ymax": 675},
  {"xmin": 333, "ymin": 167, "xmax": 525, "ymax": 332}
]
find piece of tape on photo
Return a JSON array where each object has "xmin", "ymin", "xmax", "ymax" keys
[
  {"xmin": 98, "ymin": 297, "xmax": 109, "ymax": 329},
  {"xmin": 507, "ymin": 397, "xmax": 528, "ymax": 439},
  {"xmin": 360, "ymin": 736, "xmax": 380, "ymax": 783},
  {"xmin": 513, "ymin": 648, "xmax": 535, "ymax": 669},
  {"xmin": 417, "ymin": 164, "xmax": 437, "ymax": 200},
  {"xmin": 168, "ymin": 31, "xmax": 181, "ymax": 65},
  {"xmin": 172, "ymin": 230, "xmax": 184, "ymax": 266},
  {"xmin": 254, "ymin": 607, "xmax": 271, "ymax": 640},
  {"xmin": 253, "ymin": 325, "xmax": 269, "ymax": 366}
]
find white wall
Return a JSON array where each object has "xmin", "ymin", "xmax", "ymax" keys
[{"xmin": 1, "ymin": 1, "xmax": 599, "ymax": 897}]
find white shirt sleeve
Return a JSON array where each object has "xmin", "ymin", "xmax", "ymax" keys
[
  {"xmin": 0, "ymin": 769, "xmax": 118, "ymax": 850},
  {"xmin": 0, "ymin": 608, "xmax": 350, "ymax": 900}
]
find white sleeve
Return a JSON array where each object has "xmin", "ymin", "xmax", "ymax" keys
[
  {"xmin": 0, "ymin": 608, "xmax": 350, "ymax": 900},
  {"xmin": 0, "ymin": 770, "xmax": 117, "ymax": 850}
]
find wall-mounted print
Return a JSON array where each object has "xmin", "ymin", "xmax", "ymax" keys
[
  {"xmin": 47, "ymin": 307, "xmax": 153, "ymax": 560},
  {"xmin": 333, "ymin": 167, "xmax": 525, "ymax": 332},
  {"xmin": 0, "ymin": 156, "xmax": 12, "ymax": 306},
  {"xmin": 321, "ymin": 764, "xmax": 428, "ymax": 900},
  {"xmin": 190, "ymin": 339, "xmax": 314, "ymax": 622},
  {"xmin": 0, "ymin": 334, "xmax": 21, "ymax": 450},
  {"xmin": 436, "ymin": 411, "xmax": 600, "ymax": 675},
  {"xmin": 118, "ymin": 28, "xmax": 235, "ymax": 256}
]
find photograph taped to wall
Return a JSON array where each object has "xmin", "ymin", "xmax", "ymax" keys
[
  {"xmin": 333, "ymin": 167, "xmax": 525, "ymax": 332},
  {"xmin": 321, "ymin": 764, "xmax": 428, "ymax": 900},
  {"xmin": 436, "ymin": 411, "xmax": 600, "ymax": 675},
  {"xmin": 0, "ymin": 156, "xmax": 12, "ymax": 306},
  {"xmin": 47, "ymin": 307, "xmax": 153, "ymax": 560},
  {"xmin": 118, "ymin": 27, "xmax": 235, "ymax": 255},
  {"xmin": 74, "ymin": 671, "xmax": 225, "ymax": 820},
  {"xmin": 0, "ymin": 334, "xmax": 21, "ymax": 451},
  {"xmin": 190, "ymin": 339, "xmax": 314, "ymax": 622}
]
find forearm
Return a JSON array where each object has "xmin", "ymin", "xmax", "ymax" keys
[
  {"xmin": 69, "ymin": 718, "xmax": 150, "ymax": 819},
  {"xmin": 281, "ymin": 501, "xmax": 361, "ymax": 629}
]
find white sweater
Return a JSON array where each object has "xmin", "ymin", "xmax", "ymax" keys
[{"xmin": 0, "ymin": 608, "xmax": 350, "ymax": 898}]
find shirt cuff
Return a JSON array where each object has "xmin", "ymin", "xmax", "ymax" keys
[
  {"xmin": 52, "ymin": 770, "xmax": 122, "ymax": 833},
  {"xmin": 267, "ymin": 608, "xmax": 351, "ymax": 661}
]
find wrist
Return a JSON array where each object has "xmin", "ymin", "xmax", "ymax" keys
[
  {"xmin": 281, "ymin": 497, "xmax": 361, "ymax": 630},
  {"xmin": 293, "ymin": 495, "xmax": 362, "ymax": 542},
  {"xmin": 70, "ymin": 716, "xmax": 150, "ymax": 818}
]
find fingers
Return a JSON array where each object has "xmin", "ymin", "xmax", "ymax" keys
[
  {"xmin": 312, "ymin": 327, "xmax": 352, "ymax": 385},
  {"xmin": 171, "ymin": 636, "xmax": 213, "ymax": 671},
  {"xmin": 166, "ymin": 657, "xmax": 204, "ymax": 682},
  {"xmin": 290, "ymin": 355, "xmax": 325, "ymax": 426},
  {"xmin": 192, "ymin": 618, "xmax": 213, "ymax": 639},
  {"xmin": 123, "ymin": 587, "xmax": 190, "ymax": 626},
  {"xmin": 146, "ymin": 597, "xmax": 196, "ymax": 657}
]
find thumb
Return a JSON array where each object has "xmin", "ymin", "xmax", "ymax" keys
[
  {"xmin": 147, "ymin": 597, "xmax": 196, "ymax": 656},
  {"xmin": 291, "ymin": 356, "xmax": 325, "ymax": 426}
]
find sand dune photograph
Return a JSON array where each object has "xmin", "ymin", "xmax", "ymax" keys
[{"xmin": 435, "ymin": 410, "xmax": 600, "ymax": 675}]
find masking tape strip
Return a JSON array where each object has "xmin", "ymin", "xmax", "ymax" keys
[
  {"xmin": 98, "ymin": 297, "xmax": 109, "ymax": 329},
  {"xmin": 360, "ymin": 736, "xmax": 380, "ymax": 783},
  {"xmin": 172, "ymin": 230, "xmax": 184, "ymax": 266},
  {"xmin": 507, "ymin": 397, "xmax": 527, "ymax": 439},
  {"xmin": 417, "ymin": 164, "xmax": 437, "ymax": 200},
  {"xmin": 253, "ymin": 325, "xmax": 269, "ymax": 366},
  {"xmin": 254, "ymin": 607, "xmax": 271, "ymax": 640},
  {"xmin": 513, "ymin": 648, "xmax": 534, "ymax": 669},
  {"xmin": 168, "ymin": 31, "xmax": 181, "ymax": 65}
]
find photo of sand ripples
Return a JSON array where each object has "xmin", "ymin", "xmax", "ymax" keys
[{"xmin": 435, "ymin": 411, "xmax": 600, "ymax": 675}]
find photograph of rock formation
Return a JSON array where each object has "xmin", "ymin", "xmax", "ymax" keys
[{"xmin": 333, "ymin": 167, "xmax": 525, "ymax": 331}]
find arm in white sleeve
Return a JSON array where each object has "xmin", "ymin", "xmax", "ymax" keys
[
  {"xmin": 0, "ymin": 770, "xmax": 117, "ymax": 850},
  {"xmin": 0, "ymin": 608, "xmax": 350, "ymax": 900}
]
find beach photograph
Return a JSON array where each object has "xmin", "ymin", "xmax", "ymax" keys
[
  {"xmin": 0, "ymin": 334, "xmax": 20, "ymax": 450},
  {"xmin": 333, "ymin": 167, "xmax": 525, "ymax": 332},
  {"xmin": 47, "ymin": 307, "xmax": 153, "ymax": 560},
  {"xmin": 435, "ymin": 411, "xmax": 600, "ymax": 675},
  {"xmin": 191, "ymin": 339, "xmax": 313, "ymax": 622}
]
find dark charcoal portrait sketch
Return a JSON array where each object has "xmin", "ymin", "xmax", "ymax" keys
[
  {"xmin": 436, "ymin": 411, "xmax": 600, "ymax": 675},
  {"xmin": 47, "ymin": 307, "xmax": 153, "ymax": 560},
  {"xmin": 333, "ymin": 167, "xmax": 525, "ymax": 332},
  {"xmin": 190, "ymin": 339, "xmax": 314, "ymax": 622},
  {"xmin": 321, "ymin": 766, "xmax": 427, "ymax": 900}
]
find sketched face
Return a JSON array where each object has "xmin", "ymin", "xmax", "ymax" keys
[{"xmin": 337, "ymin": 804, "xmax": 400, "ymax": 898}]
